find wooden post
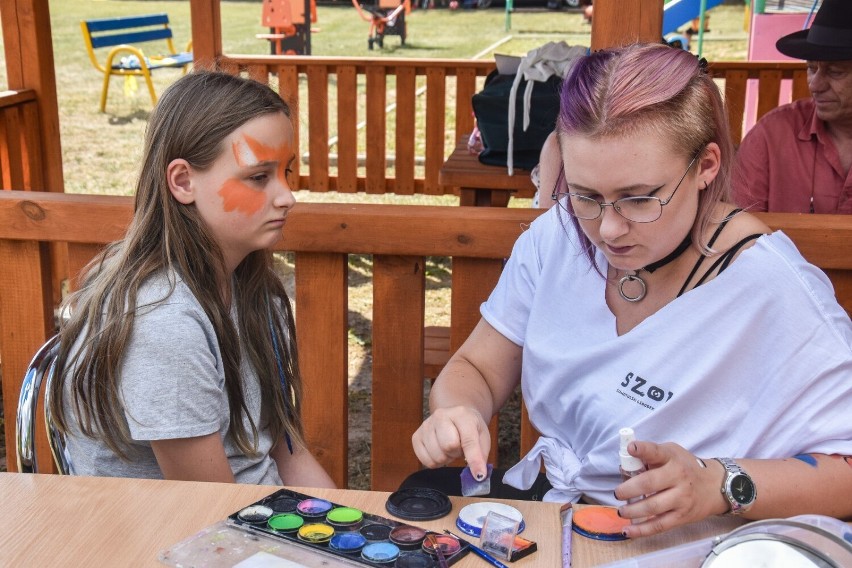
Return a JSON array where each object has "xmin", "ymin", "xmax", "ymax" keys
[
  {"xmin": 0, "ymin": 0, "xmax": 64, "ymax": 194},
  {"xmin": 189, "ymin": 0, "xmax": 223, "ymax": 68},
  {"xmin": 591, "ymin": 0, "xmax": 664, "ymax": 51},
  {"xmin": 0, "ymin": 0, "xmax": 66, "ymax": 333}
]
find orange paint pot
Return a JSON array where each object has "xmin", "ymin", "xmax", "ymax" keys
[{"xmin": 572, "ymin": 506, "xmax": 631, "ymax": 541}]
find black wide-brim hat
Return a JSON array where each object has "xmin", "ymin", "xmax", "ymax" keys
[{"xmin": 776, "ymin": 0, "xmax": 852, "ymax": 61}]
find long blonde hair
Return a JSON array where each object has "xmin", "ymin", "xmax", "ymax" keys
[{"xmin": 51, "ymin": 71, "xmax": 304, "ymax": 459}]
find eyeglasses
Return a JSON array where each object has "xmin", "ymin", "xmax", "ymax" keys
[{"xmin": 551, "ymin": 152, "xmax": 701, "ymax": 224}]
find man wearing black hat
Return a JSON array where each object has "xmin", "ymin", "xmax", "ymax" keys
[{"xmin": 733, "ymin": 0, "xmax": 852, "ymax": 214}]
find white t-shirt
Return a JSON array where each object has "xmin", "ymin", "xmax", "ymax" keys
[
  {"xmin": 483, "ymin": 208, "xmax": 852, "ymax": 504},
  {"xmin": 63, "ymin": 272, "xmax": 284, "ymax": 485}
]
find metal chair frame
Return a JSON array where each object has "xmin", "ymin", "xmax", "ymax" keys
[{"xmin": 15, "ymin": 335, "xmax": 72, "ymax": 474}]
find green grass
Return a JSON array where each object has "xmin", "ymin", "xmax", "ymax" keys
[{"xmin": 0, "ymin": 1, "xmax": 747, "ymax": 199}]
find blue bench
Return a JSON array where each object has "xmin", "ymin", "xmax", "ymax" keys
[{"xmin": 81, "ymin": 14, "xmax": 193, "ymax": 112}]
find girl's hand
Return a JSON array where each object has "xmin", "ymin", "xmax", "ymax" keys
[
  {"xmin": 411, "ymin": 406, "xmax": 491, "ymax": 479},
  {"xmin": 614, "ymin": 440, "xmax": 729, "ymax": 538}
]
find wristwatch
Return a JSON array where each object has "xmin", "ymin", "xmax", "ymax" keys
[{"xmin": 714, "ymin": 458, "xmax": 756, "ymax": 515}]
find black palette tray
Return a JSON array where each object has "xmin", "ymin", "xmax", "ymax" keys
[{"xmin": 227, "ymin": 488, "xmax": 470, "ymax": 567}]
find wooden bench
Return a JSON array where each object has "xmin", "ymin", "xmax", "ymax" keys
[
  {"xmin": 81, "ymin": 14, "xmax": 193, "ymax": 112},
  {"xmin": 2, "ymin": 191, "xmax": 851, "ymax": 491}
]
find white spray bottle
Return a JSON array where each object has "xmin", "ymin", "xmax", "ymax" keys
[{"xmin": 619, "ymin": 427, "xmax": 647, "ymax": 505}]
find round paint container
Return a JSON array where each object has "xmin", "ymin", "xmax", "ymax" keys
[
  {"xmin": 394, "ymin": 552, "xmax": 437, "ymax": 568},
  {"xmin": 326, "ymin": 506, "xmax": 364, "ymax": 530},
  {"xmin": 385, "ymin": 487, "xmax": 452, "ymax": 521},
  {"xmin": 296, "ymin": 498, "xmax": 333, "ymax": 519},
  {"xmin": 237, "ymin": 504, "xmax": 274, "ymax": 524},
  {"xmin": 266, "ymin": 496, "xmax": 300, "ymax": 513},
  {"xmin": 389, "ymin": 525, "xmax": 427, "ymax": 550},
  {"xmin": 267, "ymin": 513, "xmax": 304, "ymax": 533},
  {"xmin": 297, "ymin": 523, "xmax": 335, "ymax": 545},
  {"xmin": 360, "ymin": 542, "xmax": 400, "ymax": 564},
  {"xmin": 456, "ymin": 502, "xmax": 525, "ymax": 538},
  {"xmin": 572, "ymin": 505, "xmax": 630, "ymax": 541},
  {"xmin": 360, "ymin": 523, "xmax": 393, "ymax": 542},
  {"xmin": 421, "ymin": 534, "xmax": 461, "ymax": 557},
  {"xmin": 329, "ymin": 532, "xmax": 367, "ymax": 554}
]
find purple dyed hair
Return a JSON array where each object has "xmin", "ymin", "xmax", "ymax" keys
[{"xmin": 554, "ymin": 43, "xmax": 734, "ymax": 264}]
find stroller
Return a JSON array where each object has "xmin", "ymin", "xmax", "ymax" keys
[{"xmin": 351, "ymin": 0, "xmax": 409, "ymax": 50}]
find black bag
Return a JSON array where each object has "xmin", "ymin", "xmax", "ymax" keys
[{"xmin": 472, "ymin": 69, "xmax": 561, "ymax": 171}]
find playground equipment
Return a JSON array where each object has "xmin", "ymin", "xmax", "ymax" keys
[
  {"xmin": 351, "ymin": 0, "xmax": 410, "ymax": 50},
  {"xmin": 257, "ymin": 0, "xmax": 318, "ymax": 55},
  {"xmin": 662, "ymin": 0, "xmax": 724, "ymax": 35}
]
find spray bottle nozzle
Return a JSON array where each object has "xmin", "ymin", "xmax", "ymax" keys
[{"xmin": 619, "ymin": 427, "xmax": 645, "ymax": 474}]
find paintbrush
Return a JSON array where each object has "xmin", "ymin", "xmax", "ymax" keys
[
  {"xmin": 444, "ymin": 529, "xmax": 509, "ymax": 568},
  {"xmin": 426, "ymin": 533, "xmax": 449, "ymax": 568}
]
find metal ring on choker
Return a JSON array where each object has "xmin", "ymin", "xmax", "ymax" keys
[{"xmin": 618, "ymin": 273, "xmax": 647, "ymax": 303}]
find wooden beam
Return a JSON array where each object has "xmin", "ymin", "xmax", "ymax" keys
[
  {"xmin": 591, "ymin": 0, "xmax": 664, "ymax": 51},
  {"xmin": 189, "ymin": 0, "xmax": 223, "ymax": 68}
]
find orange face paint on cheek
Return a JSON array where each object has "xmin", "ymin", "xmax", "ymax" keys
[{"xmin": 218, "ymin": 178, "xmax": 265, "ymax": 215}]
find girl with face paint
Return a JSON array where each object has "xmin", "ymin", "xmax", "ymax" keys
[{"xmin": 50, "ymin": 71, "xmax": 335, "ymax": 488}]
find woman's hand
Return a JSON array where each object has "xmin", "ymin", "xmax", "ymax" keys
[
  {"xmin": 411, "ymin": 405, "xmax": 492, "ymax": 479},
  {"xmin": 614, "ymin": 440, "xmax": 729, "ymax": 538}
]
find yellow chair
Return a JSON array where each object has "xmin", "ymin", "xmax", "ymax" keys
[{"xmin": 81, "ymin": 13, "xmax": 193, "ymax": 112}]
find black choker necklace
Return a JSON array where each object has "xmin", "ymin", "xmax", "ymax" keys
[{"xmin": 618, "ymin": 234, "xmax": 693, "ymax": 302}]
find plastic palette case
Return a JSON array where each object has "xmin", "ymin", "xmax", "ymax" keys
[{"xmin": 227, "ymin": 488, "xmax": 471, "ymax": 567}]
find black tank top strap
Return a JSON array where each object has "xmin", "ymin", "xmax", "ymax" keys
[
  {"xmin": 688, "ymin": 233, "xmax": 764, "ymax": 290},
  {"xmin": 677, "ymin": 209, "xmax": 743, "ymax": 297}
]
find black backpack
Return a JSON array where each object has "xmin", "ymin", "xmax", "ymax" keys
[{"xmin": 472, "ymin": 69, "xmax": 562, "ymax": 171}]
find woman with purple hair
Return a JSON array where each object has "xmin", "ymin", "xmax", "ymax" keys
[{"xmin": 408, "ymin": 43, "xmax": 852, "ymax": 536}]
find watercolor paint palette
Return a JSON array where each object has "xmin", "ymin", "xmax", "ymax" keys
[{"xmin": 227, "ymin": 488, "xmax": 471, "ymax": 567}]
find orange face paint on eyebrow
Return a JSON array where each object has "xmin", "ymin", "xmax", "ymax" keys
[{"xmin": 233, "ymin": 133, "xmax": 292, "ymax": 186}]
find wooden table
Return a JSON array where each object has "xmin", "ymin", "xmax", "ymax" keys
[
  {"xmin": 440, "ymin": 139, "xmax": 537, "ymax": 207},
  {"xmin": 0, "ymin": 472, "xmax": 744, "ymax": 567}
]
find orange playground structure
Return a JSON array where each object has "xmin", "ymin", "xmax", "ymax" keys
[
  {"xmin": 351, "ymin": 0, "xmax": 410, "ymax": 50},
  {"xmin": 257, "ymin": 0, "xmax": 318, "ymax": 55}
]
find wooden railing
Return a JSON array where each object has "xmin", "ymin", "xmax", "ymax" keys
[
  {"xmin": 211, "ymin": 57, "xmax": 808, "ymax": 199},
  {"xmin": 2, "ymin": 191, "xmax": 851, "ymax": 491},
  {"xmin": 0, "ymin": 89, "xmax": 44, "ymax": 191},
  {"xmin": 708, "ymin": 61, "xmax": 809, "ymax": 144}
]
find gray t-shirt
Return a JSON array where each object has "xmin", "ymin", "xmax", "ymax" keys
[{"xmin": 63, "ymin": 272, "xmax": 283, "ymax": 484}]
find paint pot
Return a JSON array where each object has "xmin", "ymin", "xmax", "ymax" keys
[
  {"xmin": 360, "ymin": 523, "xmax": 393, "ymax": 542},
  {"xmin": 297, "ymin": 523, "xmax": 335, "ymax": 544},
  {"xmin": 296, "ymin": 498, "xmax": 333, "ymax": 519},
  {"xmin": 385, "ymin": 487, "xmax": 452, "ymax": 521},
  {"xmin": 326, "ymin": 506, "xmax": 364, "ymax": 530},
  {"xmin": 329, "ymin": 532, "xmax": 367, "ymax": 554},
  {"xmin": 421, "ymin": 533, "xmax": 461, "ymax": 557},
  {"xmin": 389, "ymin": 525, "xmax": 427, "ymax": 550},
  {"xmin": 267, "ymin": 513, "xmax": 304, "ymax": 533},
  {"xmin": 266, "ymin": 496, "xmax": 300, "ymax": 513},
  {"xmin": 394, "ymin": 552, "xmax": 437, "ymax": 568},
  {"xmin": 237, "ymin": 504, "xmax": 274, "ymax": 523},
  {"xmin": 360, "ymin": 542, "xmax": 400, "ymax": 564},
  {"xmin": 456, "ymin": 502, "xmax": 525, "ymax": 538},
  {"xmin": 572, "ymin": 505, "xmax": 630, "ymax": 541}
]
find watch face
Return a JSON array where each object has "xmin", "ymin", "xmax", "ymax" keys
[{"xmin": 730, "ymin": 474, "xmax": 755, "ymax": 505}]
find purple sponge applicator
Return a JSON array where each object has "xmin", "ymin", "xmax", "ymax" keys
[{"xmin": 460, "ymin": 464, "xmax": 493, "ymax": 497}]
